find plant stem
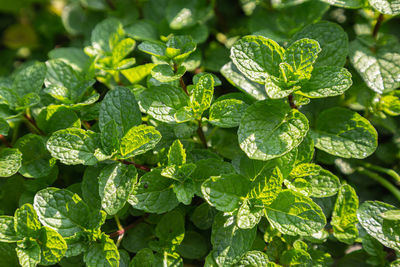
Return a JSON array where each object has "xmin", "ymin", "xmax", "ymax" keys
[
  {"xmin": 358, "ymin": 161, "xmax": 400, "ymax": 184},
  {"xmin": 356, "ymin": 167, "xmax": 400, "ymax": 203},
  {"xmin": 373, "ymin": 13, "xmax": 384, "ymax": 38},
  {"xmin": 121, "ymin": 160, "xmax": 151, "ymax": 172},
  {"xmin": 114, "ymin": 216, "xmax": 124, "ymax": 247},
  {"xmin": 23, "ymin": 114, "xmax": 43, "ymax": 135},
  {"xmin": 197, "ymin": 120, "xmax": 208, "ymax": 148},
  {"xmin": 109, "ymin": 217, "xmax": 145, "ymax": 238},
  {"xmin": 288, "ymin": 94, "xmax": 298, "ymax": 109}
]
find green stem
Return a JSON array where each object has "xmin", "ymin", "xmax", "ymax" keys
[
  {"xmin": 114, "ymin": 215, "xmax": 123, "ymax": 231},
  {"xmin": 356, "ymin": 167, "xmax": 400, "ymax": 203},
  {"xmin": 23, "ymin": 116, "xmax": 42, "ymax": 135},
  {"xmin": 197, "ymin": 120, "xmax": 207, "ymax": 148},
  {"xmin": 358, "ymin": 161, "xmax": 400, "ymax": 184}
]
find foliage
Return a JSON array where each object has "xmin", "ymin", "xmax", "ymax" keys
[{"xmin": 0, "ymin": 0, "xmax": 400, "ymax": 266}]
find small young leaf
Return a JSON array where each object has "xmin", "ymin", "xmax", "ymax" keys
[
  {"xmin": 168, "ymin": 139, "xmax": 186, "ymax": 166},
  {"xmin": 190, "ymin": 73, "xmax": 214, "ymax": 117},
  {"xmin": 0, "ymin": 216, "xmax": 20, "ymax": 242},
  {"xmin": 151, "ymin": 64, "xmax": 186, "ymax": 83},
  {"xmin": 380, "ymin": 210, "xmax": 400, "ymax": 221},
  {"xmin": 38, "ymin": 227, "xmax": 67, "ymax": 265},
  {"xmin": 16, "ymin": 240, "xmax": 41, "ymax": 267},
  {"xmin": 119, "ymin": 125, "xmax": 161, "ymax": 158},
  {"xmin": 236, "ymin": 198, "xmax": 264, "ymax": 229},
  {"xmin": 14, "ymin": 204, "xmax": 41, "ymax": 237},
  {"xmin": 83, "ymin": 234, "xmax": 120, "ymax": 267}
]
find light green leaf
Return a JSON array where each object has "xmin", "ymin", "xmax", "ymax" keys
[
  {"xmin": 0, "ymin": 216, "xmax": 20, "ymax": 242},
  {"xmin": 283, "ymin": 38, "xmax": 321, "ymax": 82},
  {"xmin": 125, "ymin": 20, "xmax": 158, "ymax": 41},
  {"xmin": 291, "ymin": 21, "xmax": 349, "ymax": 67},
  {"xmin": 211, "ymin": 213, "xmax": 257, "ymax": 266},
  {"xmin": 128, "ymin": 169, "xmax": 179, "ymax": 214},
  {"xmin": 38, "ymin": 227, "xmax": 67, "ymax": 265},
  {"xmin": 37, "ymin": 105, "xmax": 81, "ymax": 134},
  {"xmin": 248, "ymin": 166, "xmax": 283, "ymax": 205},
  {"xmin": 220, "ymin": 62, "xmax": 268, "ymax": 100},
  {"xmin": 46, "ymin": 128, "xmax": 100, "ymax": 165},
  {"xmin": 138, "ymin": 85, "xmax": 189, "ymax": 123},
  {"xmin": 357, "ymin": 201, "xmax": 400, "ymax": 252},
  {"xmin": 91, "ymin": 18, "xmax": 123, "ymax": 52},
  {"xmin": 16, "ymin": 134, "xmax": 56, "ymax": 178},
  {"xmin": 151, "ymin": 64, "xmax": 186, "ymax": 82},
  {"xmin": 265, "ymin": 190, "xmax": 326, "ymax": 236},
  {"xmin": 156, "ymin": 210, "xmax": 185, "ymax": 246},
  {"xmin": 234, "ymin": 250, "xmax": 271, "ymax": 267},
  {"xmin": 121, "ymin": 63, "xmax": 155, "ymax": 83},
  {"xmin": 190, "ymin": 73, "xmax": 214, "ymax": 116},
  {"xmin": 238, "ymin": 99, "xmax": 309, "ymax": 161},
  {"xmin": 0, "ymin": 148, "xmax": 22, "ymax": 177},
  {"xmin": 297, "ymin": 66, "xmax": 352, "ymax": 98},
  {"xmin": 209, "ymin": 99, "xmax": 248, "ymax": 128},
  {"xmin": 33, "ymin": 188, "xmax": 105, "ymax": 237},
  {"xmin": 380, "ymin": 94, "xmax": 400, "ymax": 116},
  {"xmin": 14, "ymin": 204, "xmax": 41, "ymax": 237},
  {"xmin": 331, "ymin": 184, "xmax": 359, "ymax": 244},
  {"xmin": 84, "ymin": 234, "xmax": 120, "ymax": 267},
  {"xmin": 166, "ymin": 0, "xmax": 212, "ymax": 30},
  {"xmin": 281, "ymin": 248, "xmax": 313, "ymax": 266},
  {"xmin": 168, "ymin": 139, "xmax": 186, "ymax": 166},
  {"xmin": 119, "ymin": 125, "xmax": 161, "ymax": 158},
  {"xmin": 98, "ymin": 163, "xmax": 138, "ymax": 215},
  {"xmin": 312, "ymin": 107, "xmax": 378, "ymax": 158},
  {"xmin": 99, "ymin": 86, "xmax": 142, "ymax": 141},
  {"xmin": 16, "ymin": 240, "xmax": 41, "ymax": 267},
  {"xmin": 111, "ymin": 38, "xmax": 136, "ymax": 66},
  {"xmin": 287, "ymin": 163, "xmax": 340, "ymax": 198},
  {"xmin": 202, "ymin": 174, "xmax": 251, "ymax": 212},
  {"xmin": 369, "ymin": 0, "xmax": 400, "ymax": 14},
  {"xmin": 349, "ymin": 38, "xmax": 400, "ymax": 94},
  {"xmin": 236, "ymin": 198, "xmax": 264, "ymax": 229},
  {"xmin": 380, "ymin": 210, "xmax": 400, "ymax": 221},
  {"xmin": 230, "ymin": 35, "xmax": 284, "ymax": 83}
]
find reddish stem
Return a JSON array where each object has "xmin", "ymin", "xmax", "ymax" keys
[
  {"xmin": 121, "ymin": 160, "xmax": 151, "ymax": 172},
  {"xmin": 288, "ymin": 95, "xmax": 298, "ymax": 109},
  {"xmin": 109, "ymin": 217, "xmax": 145, "ymax": 238},
  {"xmin": 0, "ymin": 135, "xmax": 11, "ymax": 147}
]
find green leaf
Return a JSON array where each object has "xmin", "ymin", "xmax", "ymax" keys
[
  {"xmin": 46, "ymin": 128, "xmax": 101, "ymax": 165},
  {"xmin": 0, "ymin": 118, "xmax": 9, "ymax": 136},
  {"xmin": 15, "ymin": 134, "xmax": 56, "ymax": 178},
  {"xmin": 176, "ymin": 230, "xmax": 208, "ymax": 260},
  {"xmin": 91, "ymin": 18, "xmax": 123, "ymax": 52},
  {"xmin": 14, "ymin": 204, "xmax": 41, "ymax": 237},
  {"xmin": 281, "ymin": 248, "xmax": 313, "ymax": 266},
  {"xmin": 349, "ymin": 38, "xmax": 400, "ymax": 94},
  {"xmin": 234, "ymin": 251, "xmax": 271, "ymax": 266},
  {"xmin": 331, "ymin": 184, "xmax": 359, "ymax": 244},
  {"xmin": 130, "ymin": 248, "xmax": 154, "ymax": 267},
  {"xmin": 168, "ymin": 139, "xmax": 186, "ymax": 166},
  {"xmin": 357, "ymin": 201, "xmax": 400, "ymax": 252},
  {"xmin": 155, "ymin": 210, "xmax": 185, "ymax": 246},
  {"xmin": 190, "ymin": 73, "xmax": 214, "ymax": 117},
  {"xmin": 248, "ymin": 166, "xmax": 283, "ymax": 205},
  {"xmin": 211, "ymin": 212, "xmax": 257, "ymax": 266},
  {"xmin": 380, "ymin": 94, "xmax": 400, "ymax": 116},
  {"xmin": 122, "ymin": 223, "xmax": 154, "ymax": 253},
  {"xmin": 84, "ymin": 234, "xmax": 120, "ymax": 267},
  {"xmin": 48, "ymin": 47, "xmax": 91, "ymax": 72},
  {"xmin": 291, "ymin": 21, "xmax": 349, "ymax": 67},
  {"xmin": 311, "ymin": 107, "xmax": 378, "ymax": 159},
  {"xmin": 13, "ymin": 62, "xmax": 46, "ymax": 97},
  {"xmin": 236, "ymin": 198, "xmax": 264, "ymax": 229},
  {"xmin": 0, "ymin": 148, "xmax": 22, "ymax": 177},
  {"xmin": 38, "ymin": 227, "xmax": 67, "ymax": 265},
  {"xmin": 111, "ymin": 38, "xmax": 136, "ymax": 67},
  {"xmin": 286, "ymin": 163, "xmax": 340, "ymax": 198},
  {"xmin": 380, "ymin": 210, "xmax": 400, "ymax": 220},
  {"xmin": 209, "ymin": 99, "xmax": 249, "ymax": 128},
  {"xmin": 297, "ymin": 66, "xmax": 352, "ymax": 98},
  {"xmin": 230, "ymin": 35, "xmax": 284, "ymax": 83},
  {"xmin": 81, "ymin": 166, "xmax": 102, "ymax": 210},
  {"xmin": 0, "ymin": 216, "xmax": 20, "ymax": 242},
  {"xmin": 99, "ymin": 86, "xmax": 142, "ymax": 141},
  {"xmin": 283, "ymin": 38, "xmax": 321, "ymax": 82},
  {"xmin": 369, "ymin": 0, "xmax": 400, "ymax": 14},
  {"xmin": 119, "ymin": 125, "xmax": 161, "ymax": 158},
  {"xmin": 238, "ymin": 99, "xmax": 309, "ymax": 161},
  {"xmin": 128, "ymin": 169, "xmax": 179, "ymax": 214},
  {"xmin": 151, "ymin": 64, "xmax": 186, "ymax": 83},
  {"xmin": 265, "ymin": 190, "xmax": 326, "ymax": 236},
  {"xmin": 319, "ymin": 0, "xmax": 365, "ymax": 8},
  {"xmin": 138, "ymin": 85, "xmax": 189, "ymax": 123},
  {"xmin": 33, "ymin": 188, "xmax": 105, "ymax": 237},
  {"xmin": 16, "ymin": 239, "xmax": 41, "ymax": 267},
  {"xmin": 121, "ymin": 63, "xmax": 155, "ymax": 83},
  {"xmin": 190, "ymin": 202, "xmax": 217, "ymax": 230},
  {"xmin": 202, "ymin": 173, "xmax": 251, "ymax": 212},
  {"xmin": 37, "ymin": 105, "xmax": 81, "ymax": 134},
  {"xmin": 220, "ymin": 62, "xmax": 268, "ymax": 100},
  {"xmin": 166, "ymin": 0, "xmax": 212, "ymax": 30},
  {"xmin": 98, "ymin": 163, "xmax": 137, "ymax": 215}
]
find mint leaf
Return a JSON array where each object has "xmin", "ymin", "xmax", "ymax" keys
[
  {"xmin": 0, "ymin": 148, "xmax": 22, "ymax": 177},
  {"xmin": 248, "ymin": 166, "xmax": 283, "ymax": 205},
  {"xmin": 265, "ymin": 190, "xmax": 326, "ymax": 236},
  {"xmin": 331, "ymin": 184, "xmax": 359, "ymax": 244},
  {"xmin": 358, "ymin": 201, "xmax": 400, "ymax": 252},
  {"xmin": 33, "ymin": 188, "xmax": 104, "ymax": 237},
  {"xmin": 16, "ymin": 239, "xmax": 41, "ymax": 267},
  {"xmin": 119, "ymin": 125, "xmax": 161, "ymax": 158},
  {"xmin": 202, "ymin": 173, "xmax": 251, "ymax": 212},
  {"xmin": 38, "ymin": 227, "xmax": 67, "ymax": 265},
  {"xmin": 138, "ymin": 85, "xmax": 189, "ymax": 123},
  {"xmin": 291, "ymin": 21, "xmax": 349, "ymax": 67},
  {"xmin": 37, "ymin": 105, "xmax": 81, "ymax": 134},
  {"xmin": 155, "ymin": 210, "xmax": 185, "ymax": 247},
  {"xmin": 369, "ymin": 0, "xmax": 400, "ymax": 15},
  {"xmin": 380, "ymin": 210, "xmax": 400, "ymax": 220},
  {"xmin": 349, "ymin": 38, "xmax": 400, "ymax": 94},
  {"xmin": 283, "ymin": 38, "xmax": 321, "ymax": 82},
  {"xmin": 122, "ymin": 223, "xmax": 153, "ymax": 253},
  {"xmin": 236, "ymin": 198, "xmax": 264, "ymax": 229},
  {"xmin": 82, "ymin": 166, "xmax": 102, "ymax": 210},
  {"xmin": 312, "ymin": 107, "xmax": 378, "ymax": 159},
  {"xmin": 238, "ymin": 99, "xmax": 309, "ymax": 160},
  {"xmin": 98, "ymin": 163, "xmax": 137, "ymax": 215},
  {"xmin": 151, "ymin": 64, "xmax": 186, "ymax": 83},
  {"xmin": 129, "ymin": 248, "xmax": 154, "ymax": 267},
  {"xmin": 235, "ymin": 251, "xmax": 271, "ymax": 266},
  {"xmin": 46, "ymin": 128, "xmax": 100, "ymax": 165},
  {"xmin": 13, "ymin": 62, "xmax": 46, "ymax": 98},
  {"xmin": 14, "ymin": 204, "xmax": 41, "ymax": 237},
  {"xmin": 128, "ymin": 169, "xmax": 179, "ymax": 214},
  {"xmin": 168, "ymin": 139, "xmax": 186, "ymax": 166},
  {"xmin": 211, "ymin": 213, "xmax": 257, "ymax": 266},
  {"xmin": 209, "ymin": 99, "xmax": 248, "ymax": 128},
  {"xmin": 230, "ymin": 36, "xmax": 284, "ymax": 83},
  {"xmin": 190, "ymin": 73, "xmax": 214, "ymax": 117},
  {"xmin": 0, "ymin": 216, "xmax": 20, "ymax": 242},
  {"xmin": 90, "ymin": 18, "xmax": 123, "ymax": 53},
  {"xmin": 297, "ymin": 66, "xmax": 352, "ymax": 98},
  {"xmin": 84, "ymin": 234, "xmax": 120, "ymax": 267}
]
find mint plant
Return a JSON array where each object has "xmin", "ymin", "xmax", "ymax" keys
[{"xmin": 0, "ymin": 0, "xmax": 400, "ymax": 266}]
